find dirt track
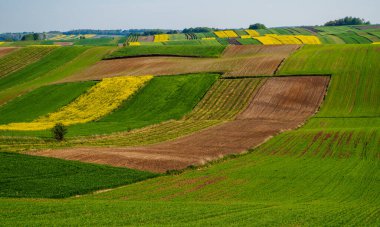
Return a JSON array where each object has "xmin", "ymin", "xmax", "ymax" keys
[
  {"xmin": 35, "ymin": 76, "xmax": 330, "ymax": 173},
  {"xmin": 0, "ymin": 47, "xmax": 18, "ymax": 58},
  {"xmin": 61, "ymin": 45, "xmax": 299, "ymax": 82}
]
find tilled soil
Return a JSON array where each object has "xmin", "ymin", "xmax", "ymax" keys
[
  {"xmin": 0, "ymin": 47, "xmax": 18, "ymax": 58},
  {"xmin": 61, "ymin": 45, "xmax": 299, "ymax": 82},
  {"xmin": 34, "ymin": 76, "xmax": 330, "ymax": 173}
]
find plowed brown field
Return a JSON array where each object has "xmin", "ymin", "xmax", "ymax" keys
[
  {"xmin": 61, "ymin": 45, "xmax": 299, "ymax": 82},
  {"xmin": 0, "ymin": 47, "xmax": 18, "ymax": 58},
  {"xmin": 35, "ymin": 76, "xmax": 329, "ymax": 173}
]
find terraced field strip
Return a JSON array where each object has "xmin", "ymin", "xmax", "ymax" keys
[
  {"xmin": 0, "ymin": 46, "xmax": 114, "ymax": 105},
  {"xmin": 0, "ymin": 46, "xmax": 57, "ymax": 78},
  {"xmin": 104, "ymin": 45, "xmax": 226, "ymax": 59},
  {"xmin": 63, "ymin": 45, "xmax": 299, "ymax": 82},
  {"xmin": 0, "ymin": 47, "xmax": 18, "ymax": 58},
  {"xmin": 0, "ymin": 152, "xmax": 157, "ymax": 198},
  {"xmin": 35, "ymin": 76, "xmax": 330, "ymax": 172},
  {"xmin": 0, "ymin": 76, "xmax": 152, "ymax": 131},
  {"xmin": 0, "ymin": 82, "xmax": 96, "ymax": 124},
  {"xmin": 279, "ymin": 45, "xmax": 380, "ymax": 117}
]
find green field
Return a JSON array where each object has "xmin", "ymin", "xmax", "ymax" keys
[
  {"xmin": 279, "ymin": 45, "xmax": 380, "ymax": 117},
  {"xmin": 0, "ymin": 82, "xmax": 96, "ymax": 124},
  {"xmin": 0, "ymin": 152, "xmax": 157, "ymax": 198},
  {"xmin": 0, "ymin": 46, "xmax": 113, "ymax": 104},
  {"xmin": 104, "ymin": 45, "xmax": 226, "ymax": 59},
  {"xmin": 0, "ymin": 46, "xmax": 56, "ymax": 78},
  {"xmin": 0, "ymin": 73, "xmax": 219, "ymax": 137}
]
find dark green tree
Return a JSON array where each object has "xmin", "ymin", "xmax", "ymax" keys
[
  {"xmin": 51, "ymin": 123, "xmax": 67, "ymax": 141},
  {"xmin": 249, "ymin": 23, "xmax": 267, "ymax": 29},
  {"xmin": 324, "ymin": 17, "xmax": 370, "ymax": 26}
]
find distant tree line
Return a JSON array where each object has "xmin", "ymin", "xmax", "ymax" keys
[
  {"xmin": 324, "ymin": 17, "xmax": 370, "ymax": 26},
  {"xmin": 21, "ymin": 33, "xmax": 46, "ymax": 41},
  {"xmin": 182, "ymin": 27, "xmax": 213, "ymax": 33},
  {"xmin": 249, "ymin": 23, "xmax": 267, "ymax": 29}
]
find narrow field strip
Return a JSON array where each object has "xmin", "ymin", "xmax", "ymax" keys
[
  {"xmin": 0, "ymin": 46, "xmax": 57, "ymax": 78},
  {"xmin": 63, "ymin": 45, "xmax": 299, "ymax": 82},
  {"xmin": 0, "ymin": 76, "xmax": 152, "ymax": 131},
  {"xmin": 0, "ymin": 47, "xmax": 18, "ymax": 58}
]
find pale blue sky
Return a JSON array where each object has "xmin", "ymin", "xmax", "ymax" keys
[{"xmin": 0, "ymin": 0, "xmax": 379, "ymax": 33}]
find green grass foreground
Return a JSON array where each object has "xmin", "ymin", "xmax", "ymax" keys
[
  {"xmin": 104, "ymin": 45, "xmax": 226, "ymax": 59},
  {"xmin": 0, "ymin": 153, "xmax": 378, "ymax": 225},
  {"xmin": 0, "ymin": 152, "xmax": 157, "ymax": 198}
]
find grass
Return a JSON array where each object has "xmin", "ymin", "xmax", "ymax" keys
[
  {"xmin": 0, "ymin": 81, "xmax": 96, "ymax": 124},
  {"xmin": 104, "ymin": 45, "xmax": 226, "ymax": 59},
  {"xmin": 0, "ymin": 46, "xmax": 113, "ymax": 105},
  {"xmin": 0, "ymin": 152, "xmax": 157, "ymax": 198},
  {"xmin": 0, "ymin": 73, "xmax": 219, "ymax": 137},
  {"xmin": 0, "ymin": 46, "xmax": 56, "ymax": 78},
  {"xmin": 279, "ymin": 45, "xmax": 380, "ymax": 117},
  {"xmin": 65, "ymin": 73, "xmax": 220, "ymax": 136},
  {"xmin": 0, "ymin": 151, "xmax": 377, "ymax": 225},
  {"xmin": 0, "ymin": 47, "xmax": 88, "ymax": 93}
]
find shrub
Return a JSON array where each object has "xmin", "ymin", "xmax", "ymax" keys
[{"xmin": 52, "ymin": 123, "xmax": 67, "ymax": 141}]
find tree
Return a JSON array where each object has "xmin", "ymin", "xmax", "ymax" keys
[
  {"xmin": 249, "ymin": 23, "xmax": 267, "ymax": 29},
  {"xmin": 182, "ymin": 27, "xmax": 213, "ymax": 33},
  {"xmin": 51, "ymin": 123, "xmax": 67, "ymax": 141},
  {"xmin": 324, "ymin": 17, "xmax": 370, "ymax": 26}
]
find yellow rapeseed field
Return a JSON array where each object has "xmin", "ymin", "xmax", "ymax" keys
[
  {"xmin": 201, "ymin": 37, "xmax": 216, "ymax": 40},
  {"xmin": 84, "ymin": 34, "xmax": 96, "ymax": 39},
  {"xmin": 154, "ymin": 34, "xmax": 169, "ymax": 42},
  {"xmin": 240, "ymin": 35, "xmax": 251, "ymax": 39},
  {"xmin": 268, "ymin": 35, "xmax": 303, "ymax": 44},
  {"xmin": 224, "ymin": 30, "xmax": 238, "ymax": 38},
  {"xmin": 372, "ymin": 42, "xmax": 380, "ymax": 45},
  {"xmin": 214, "ymin": 31, "xmax": 228, "ymax": 38},
  {"xmin": 0, "ymin": 76, "xmax": 153, "ymax": 131},
  {"xmin": 254, "ymin": 35, "xmax": 321, "ymax": 45},
  {"xmin": 128, "ymin": 42, "xmax": 141, "ymax": 46},
  {"xmin": 294, "ymin": 35, "xmax": 321, "ymax": 44},
  {"xmin": 245, "ymin": 29, "xmax": 260, "ymax": 37},
  {"xmin": 0, "ymin": 42, "xmax": 4, "ymax": 45},
  {"xmin": 254, "ymin": 36, "xmax": 283, "ymax": 45},
  {"xmin": 214, "ymin": 30, "xmax": 238, "ymax": 38}
]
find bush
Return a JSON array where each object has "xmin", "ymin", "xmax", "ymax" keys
[
  {"xmin": 52, "ymin": 123, "xmax": 67, "ymax": 141},
  {"xmin": 249, "ymin": 23, "xmax": 267, "ymax": 29}
]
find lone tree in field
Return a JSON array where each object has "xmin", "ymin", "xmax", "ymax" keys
[
  {"xmin": 324, "ymin": 17, "xmax": 370, "ymax": 26},
  {"xmin": 52, "ymin": 123, "xmax": 67, "ymax": 141},
  {"xmin": 249, "ymin": 23, "xmax": 267, "ymax": 29}
]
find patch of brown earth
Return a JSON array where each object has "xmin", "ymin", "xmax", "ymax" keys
[
  {"xmin": 34, "ymin": 76, "xmax": 329, "ymax": 173},
  {"xmin": 0, "ymin": 47, "xmax": 18, "ymax": 58},
  {"xmin": 60, "ymin": 45, "xmax": 299, "ymax": 82}
]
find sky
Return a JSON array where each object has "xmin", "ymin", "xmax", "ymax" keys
[{"xmin": 0, "ymin": 0, "xmax": 379, "ymax": 33}]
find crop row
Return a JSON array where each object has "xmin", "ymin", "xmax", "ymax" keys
[
  {"xmin": 0, "ymin": 46, "xmax": 57, "ymax": 78},
  {"xmin": 186, "ymin": 78, "xmax": 262, "ymax": 120}
]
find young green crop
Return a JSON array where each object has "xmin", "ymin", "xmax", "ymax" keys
[
  {"xmin": 104, "ymin": 45, "xmax": 226, "ymax": 59},
  {"xmin": 0, "ymin": 152, "xmax": 157, "ymax": 198}
]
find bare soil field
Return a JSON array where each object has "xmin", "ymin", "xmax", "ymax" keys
[
  {"xmin": 35, "ymin": 76, "xmax": 329, "ymax": 172},
  {"xmin": 61, "ymin": 45, "xmax": 299, "ymax": 82},
  {"xmin": 0, "ymin": 47, "xmax": 18, "ymax": 58},
  {"xmin": 137, "ymin": 36, "xmax": 154, "ymax": 42}
]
